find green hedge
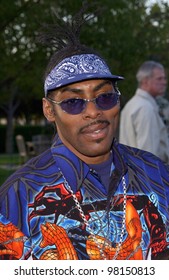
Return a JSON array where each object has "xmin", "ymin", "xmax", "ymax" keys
[{"xmin": 0, "ymin": 124, "xmax": 54, "ymax": 153}]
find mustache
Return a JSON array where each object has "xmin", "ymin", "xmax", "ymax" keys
[{"xmin": 79, "ymin": 120, "xmax": 110, "ymax": 133}]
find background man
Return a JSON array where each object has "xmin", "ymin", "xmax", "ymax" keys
[{"xmin": 119, "ymin": 60, "xmax": 169, "ymax": 164}]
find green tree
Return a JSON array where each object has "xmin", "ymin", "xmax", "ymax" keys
[{"xmin": 1, "ymin": 0, "xmax": 169, "ymax": 153}]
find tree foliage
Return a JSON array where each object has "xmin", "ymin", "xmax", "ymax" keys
[{"xmin": 1, "ymin": 0, "xmax": 169, "ymax": 152}]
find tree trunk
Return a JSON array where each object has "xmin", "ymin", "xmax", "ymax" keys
[{"xmin": 2, "ymin": 87, "xmax": 20, "ymax": 154}]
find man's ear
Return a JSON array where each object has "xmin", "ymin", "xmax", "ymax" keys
[{"xmin": 42, "ymin": 98, "xmax": 55, "ymax": 122}]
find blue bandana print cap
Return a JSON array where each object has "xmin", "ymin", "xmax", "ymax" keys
[{"xmin": 44, "ymin": 54, "xmax": 123, "ymax": 95}]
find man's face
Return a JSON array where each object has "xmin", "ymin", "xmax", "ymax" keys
[
  {"xmin": 43, "ymin": 79, "xmax": 120, "ymax": 164},
  {"xmin": 147, "ymin": 68, "xmax": 167, "ymax": 97}
]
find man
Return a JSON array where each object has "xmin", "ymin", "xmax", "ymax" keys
[
  {"xmin": 0, "ymin": 9, "xmax": 169, "ymax": 260},
  {"xmin": 119, "ymin": 61, "xmax": 169, "ymax": 164},
  {"xmin": 156, "ymin": 94, "xmax": 169, "ymax": 140}
]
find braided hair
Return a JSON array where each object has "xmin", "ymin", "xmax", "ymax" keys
[{"xmin": 37, "ymin": 1, "xmax": 104, "ymax": 79}]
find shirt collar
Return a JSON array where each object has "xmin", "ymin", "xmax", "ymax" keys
[
  {"xmin": 51, "ymin": 135, "xmax": 127, "ymax": 193},
  {"xmin": 136, "ymin": 88, "xmax": 159, "ymax": 109}
]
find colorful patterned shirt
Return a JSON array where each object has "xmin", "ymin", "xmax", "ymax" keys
[{"xmin": 0, "ymin": 136, "xmax": 169, "ymax": 260}]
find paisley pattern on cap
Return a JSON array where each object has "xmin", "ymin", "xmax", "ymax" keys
[{"xmin": 44, "ymin": 54, "xmax": 123, "ymax": 95}]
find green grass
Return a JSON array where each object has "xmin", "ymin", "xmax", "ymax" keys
[
  {"xmin": 0, "ymin": 168, "xmax": 15, "ymax": 185},
  {"xmin": 0, "ymin": 154, "xmax": 20, "ymax": 185},
  {"xmin": 0, "ymin": 154, "xmax": 20, "ymax": 165}
]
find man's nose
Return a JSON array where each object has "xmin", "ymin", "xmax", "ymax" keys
[{"xmin": 82, "ymin": 100, "xmax": 102, "ymax": 119}]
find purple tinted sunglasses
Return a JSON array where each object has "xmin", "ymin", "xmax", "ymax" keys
[{"xmin": 46, "ymin": 91, "xmax": 120, "ymax": 115}]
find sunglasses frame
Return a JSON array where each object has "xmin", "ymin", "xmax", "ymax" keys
[{"xmin": 46, "ymin": 91, "xmax": 121, "ymax": 115}]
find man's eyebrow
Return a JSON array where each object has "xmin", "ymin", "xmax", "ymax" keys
[
  {"xmin": 60, "ymin": 86, "xmax": 82, "ymax": 94},
  {"xmin": 93, "ymin": 80, "xmax": 113, "ymax": 91},
  {"xmin": 60, "ymin": 80, "xmax": 113, "ymax": 94}
]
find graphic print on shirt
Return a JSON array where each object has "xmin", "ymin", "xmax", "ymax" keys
[
  {"xmin": 0, "ymin": 182, "xmax": 168, "ymax": 260},
  {"xmin": 29, "ymin": 183, "xmax": 168, "ymax": 259},
  {"xmin": 0, "ymin": 222, "xmax": 25, "ymax": 259}
]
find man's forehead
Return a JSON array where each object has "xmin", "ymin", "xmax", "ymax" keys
[
  {"xmin": 152, "ymin": 67, "xmax": 165, "ymax": 77},
  {"xmin": 59, "ymin": 79, "xmax": 113, "ymax": 92}
]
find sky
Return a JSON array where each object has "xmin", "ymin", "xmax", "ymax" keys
[{"xmin": 147, "ymin": 0, "xmax": 169, "ymax": 4}]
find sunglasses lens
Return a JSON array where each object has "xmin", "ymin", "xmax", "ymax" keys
[
  {"xmin": 59, "ymin": 93, "xmax": 119, "ymax": 114},
  {"xmin": 96, "ymin": 93, "xmax": 118, "ymax": 110},
  {"xmin": 60, "ymin": 98, "xmax": 85, "ymax": 114}
]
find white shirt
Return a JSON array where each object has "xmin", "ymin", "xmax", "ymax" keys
[{"xmin": 119, "ymin": 88, "xmax": 169, "ymax": 164}]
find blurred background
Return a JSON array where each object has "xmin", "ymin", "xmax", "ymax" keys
[{"xmin": 1, "ymin": 0, "xmax": 169, "ymax": 183}]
